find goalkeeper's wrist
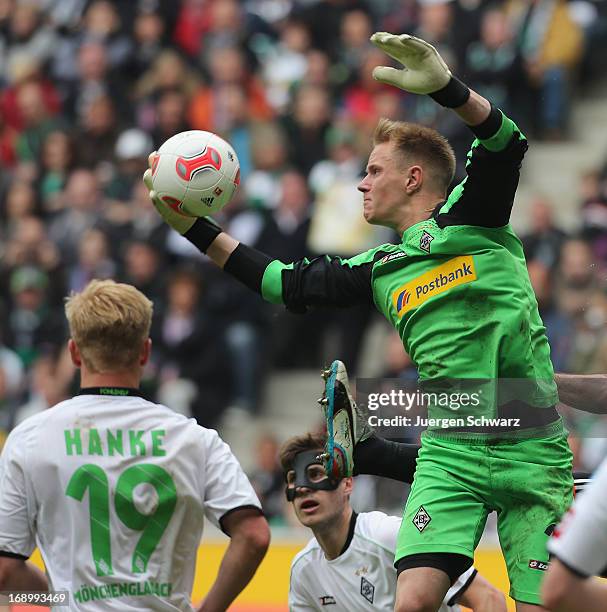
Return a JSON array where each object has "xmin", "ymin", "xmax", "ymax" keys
[
  {"xmin": 429, "ymin": 76, "xmax": 470, "ymax": 108},
  {"xmin": 184, "ymin": 217, "xmax": 222, "ymax": 252}
]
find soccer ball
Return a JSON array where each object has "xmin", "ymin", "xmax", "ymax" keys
[{"xmin": 149, "ymin": 130, "xmax": 240, "ymax": 217}]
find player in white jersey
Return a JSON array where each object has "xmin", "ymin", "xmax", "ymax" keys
[
  {"xmin": 281, "ymin": 432, "xmax": 507, "ymax": 611},
  {"xmin": 542, "ymin": 461, "xmax": 607, "ymax": 611},
  {"xmin": 0, "ymin": 279, "xmax": 270, "ymax": 611}
]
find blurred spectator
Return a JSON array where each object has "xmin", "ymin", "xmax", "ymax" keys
[
  {"xmin": 336, "ymin": 9, "xmax": 374, "ymax": 86},
  {"xmin": 127, "ymin": 5, "xmax": 168, "ymax": 78},
  {"xmin": 152, "ymin": 89, "xmax": 192, "ymax": 150},
  {"xmin": 296, "ymin": 48, "xmax": 332, "ymax": 93},
  {"xmin": 153, "ymin": 267, "xmax": 230, "ymax": 427},
  {"xmin": 528, "ymin": 260, "xmax": 573, "ymax": 372},
  {"xmin": 0, "ymin": 111, "xmax": 17, "ymax": 168},
  {"xmin": 134, "ymin": 49, "xmax": 200, "ymax": 132},
  {"xmin": 555, "ymin": 238, "xmax": 598, "ymax": 320},
  {"xmin": 63, "ymin": 41, "xmax": 128, "ymax": 124},
  {"xmin": 105, "ymin": 128, "xmax": 154, "ymax": 202},
  {"xmin": 248, "ymin": 433, "xmax": 285, "ymax": 523},
  {"xmin": 297, "ymin": 0, "xmax": 365, "ymax": 58},
  {"xmin": 74, "ymin": 92, "xmax": 120, "ymax": 169},
  {"xmin": 243, "ymin": 121, "xmax": 289, "ymax": 210},
  {"xmin": 232, "ymin": 168, "xmax": 310, "ymax": 258},
  {"xmin": 259, "ymin": 19, "xmax": 310, "ymax": 112},
  {"xmin": 282, "ymin": 84, "xmax": 332, "ymax": 175},
  {"xmin": 121, "ymin": 239, "xmax": 166, "ymax": 307},
  {"xmin": 565, "ymin": 291, "xmax": 607, "ymax": 375},
  {"xmin": 463, "ymin": 6, "xmax": 518, "ymax": 114},
  {"xmin": 13, "ymin": 346, "xmax": 74, "ymax": 425},
  {"xmin": 189, "ymin": 45, "xmax": 272, "ymax": 133},
  {"xmin": 39, "ymin": 130, "xmax": 74, "ymax": 212},
  {"xmin": 580, "ymin": 169, "xmax": 607, "ymax": 260},
  {"xmin": 341, "ymin": 47, "xmax": 403, "ymax": 135},
  {"xmin": 48, "ymin": 168, "xmax": 104, "ymax": 265},
  {"xmin": 0, "ymin": 2, "xmax": 57, "ymax": 81},
  {"xmin": 69, "ymin": 0, "xmax": 133, "ymax": 73},
  {"xmin": 521, "ymin": 195, "xmax": 568, "ymax": 269},
  {"xmin": 0, "ymin": 180, "xmax": 40, "ymax": 239},
  {"xmin": 68, "ymin": 228, "xmax": 116, "ymax": 293},
  {"xmin": 216, "ymin": 84, "xmax": 254, "ymax": 179},
  {"xmin": 4, "ymin": 265, "xmax": 65, "ymax": 368},
  {"xmin": 1, "ymin": 216, "xmax": 65, "ymax": 306},
  {"xmin": 506, "ymin": 0, "xmax": 584, "ymax": 139},
  {"xmin": 172, "ymin": 0, "xmax": 211, "ymax": 59},
  {"xmin": 14, "ymin": 79, "xmax": 63, "ymax": 165},
  {"xmin": 415, "ymin": 0, "xmax": 459, "ymax": 67},
  {"xmin": 1, "ymin": 55, "xmax": 61, "ymax": 134},
  {"xmin": 195, "ymin": 0, "xmax": 255, "ymax": 68}
]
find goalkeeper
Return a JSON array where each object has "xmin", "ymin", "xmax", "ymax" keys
[{"xmin": 145, "ymin": 33, "xmax": 572, "ymax": 611}]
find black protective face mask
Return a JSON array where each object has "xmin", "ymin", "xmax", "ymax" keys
[{"xmin": 285, "ymin": 450, "xmax": 341, "ymax": 502}]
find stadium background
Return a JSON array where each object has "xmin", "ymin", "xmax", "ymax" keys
[{"xmin": 1, "ymin": 0, "xmax": 607, "ymax": 609}]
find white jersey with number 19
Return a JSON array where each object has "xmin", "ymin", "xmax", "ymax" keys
[{"xmin": 0, "ymin": 391, "xmax": 262, "ymax": 611}]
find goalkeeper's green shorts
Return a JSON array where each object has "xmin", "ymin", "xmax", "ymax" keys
[{"xmin": 395, "ymin": 422, "xmax": 573, "ymax": 605}]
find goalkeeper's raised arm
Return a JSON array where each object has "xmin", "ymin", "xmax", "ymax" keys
[{"xmin": 144, "ymin": 31, "xmax": 522, "ymax": 312}]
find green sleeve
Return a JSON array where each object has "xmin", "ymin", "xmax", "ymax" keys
[
  {"xmin": 261, "ymin": 260, "xmax": 293, "ymax": 304},
  {"xmin": 259, "ymin": 246, "xmax": 397, "ymax": 310}
]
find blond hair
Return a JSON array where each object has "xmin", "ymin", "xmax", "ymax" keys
[
  {"xmin": 373, "ymin": 118, "xmax": 456, "ymax": 194},
  {"xmin": 65, "ymin": 279, "xmax": 153, "ymax": 373}
]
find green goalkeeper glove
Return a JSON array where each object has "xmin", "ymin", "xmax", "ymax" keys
[{"xmin": 370, "ymin": 32, "xmax": 469, "ymax": 107}]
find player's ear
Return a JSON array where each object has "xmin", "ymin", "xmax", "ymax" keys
[
  {"xmin": 405, "ymin": 165, "xmax": 423, "ymax": 194},
  {"xmin": 140, "ymin": 338, "xmax": 152, "ymax": 366},
  {"xmin": 343, "ymin": 477, "xmax": 354, "ymax": 495},
  {"xmin": 68, "ymin": 339, "xmax": 82, "ymax": 368}
]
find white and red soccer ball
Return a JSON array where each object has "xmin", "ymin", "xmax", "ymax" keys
[{"xmin": 149, "ymin": 130, "xmax": 240, "ymax": 217}]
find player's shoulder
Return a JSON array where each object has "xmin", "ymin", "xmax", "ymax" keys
[
  {"xmin": 356, "ymin": 510, "xmax": 400, "ymax": 533},
  {"xmin": 291, "ymin": 537, "xmax": 323, "ymax": 575},
  {"xmin": 348, "ymin": 243, "xmax": 403, "ymax": 267},
  {"xmin": 354, "ymin": 511, "xmax": 401, "ymax": 551},
  {"xmin": 141, "ymin": 401, "xmax": 229, "ymax": 448},
  {"xmin": 1, "ymin": 399, "xmax": 75, "ymax": 461},
  {"xmin": 7, "ymin": 398, "xmax": 73, "ymax": 441}
]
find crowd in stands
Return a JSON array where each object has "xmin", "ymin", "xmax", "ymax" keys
[{"xmin": 2, "ymin": 0, "xmax": 607, "ymax": 518}]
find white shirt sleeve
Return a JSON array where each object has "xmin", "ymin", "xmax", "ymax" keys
[
  {"xmin": 200, "ymin": 429, "xmax": 262, "ymax": 530},
  {"xmin": 548, "ymin": 456, "xmax": 607, "ymax": 577},
  {"xmin": 0, "ymin": 425, "xmax": 37, "ymax": 557},
  {"xmin": 445, "ymin": 566, "xmax": 477, "ymax": 607}
]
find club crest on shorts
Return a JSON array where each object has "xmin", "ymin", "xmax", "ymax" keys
[
  {"xmin": 360, "ymin": 577, "xmax": 375, "ymax": 604},
  {"xmin": 412, "ymin": 505, "xmax": 432, "ymax": 532},
  {"xmin": 419, "ymin": 230, "xmax": 434, "ymax": 253}
]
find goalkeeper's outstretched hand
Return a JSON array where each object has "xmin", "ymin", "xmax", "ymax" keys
[
  {"xmin": 143, "ymin": 153, "xmax": 197, "ymax": 235},
  {"xmin": 370, "ymin": 32, "xmax": 452, "ymax": 94}
]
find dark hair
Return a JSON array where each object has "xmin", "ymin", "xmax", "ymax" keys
[
  {"xmin": 374, "ymin": 118, "xmax": 456, "ymax": 194},
  {"xmin": 278, "ymin": 431, "xmax": 327, "ymax": 473}
]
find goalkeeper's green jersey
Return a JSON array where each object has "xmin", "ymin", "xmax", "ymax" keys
[{"xmin": 260, "ymin": 111, "xmax": 559, "ymax": 436}]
